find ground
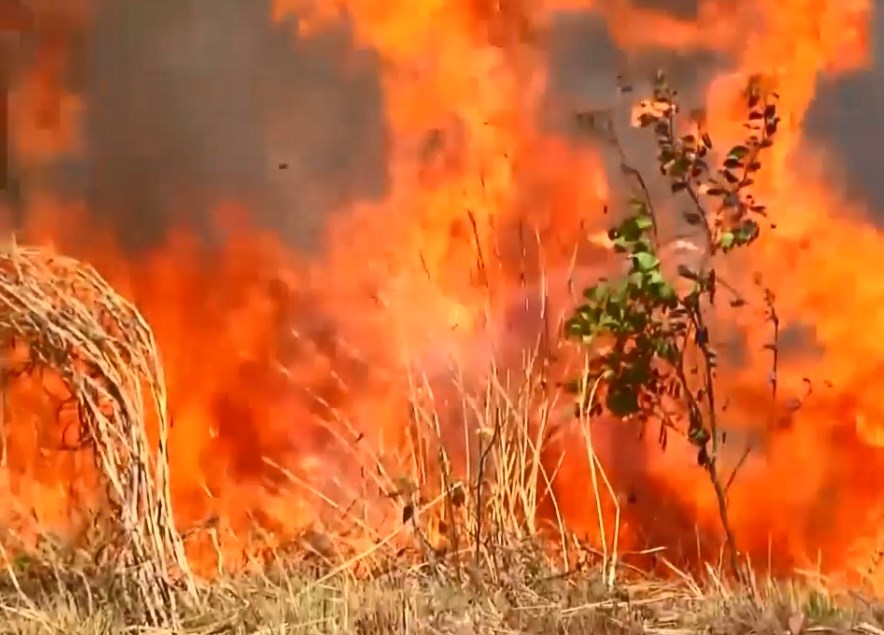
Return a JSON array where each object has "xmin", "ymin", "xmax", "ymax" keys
[{"xmin": 0, "ymin": 562, "xmax": 883, "ymax": 634}]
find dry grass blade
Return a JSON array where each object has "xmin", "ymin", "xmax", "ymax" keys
[{"xmin": 0, "ymin": 242, "xmax": 195, "ymax": 625}]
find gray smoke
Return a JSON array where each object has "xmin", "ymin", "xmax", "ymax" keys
[
  {"xmin": 28, "ymin": 0, "xmax": 388, "ymax": 251},
  {"xmin": 7, "ymin": 0, "xmax": 884, "ymax": 250},
  {"xmin": 803, "ymin": 3, "xmax": 884, "ymax": 210}
]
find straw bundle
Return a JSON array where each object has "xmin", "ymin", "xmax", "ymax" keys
[{"xmin": 0, "ymin": 242, "xmax": 194, "ymax": 624}]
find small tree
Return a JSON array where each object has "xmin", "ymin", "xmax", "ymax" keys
[{"xmin": 566, "ymin": 72, "xmax": 782, "ymax": 577}]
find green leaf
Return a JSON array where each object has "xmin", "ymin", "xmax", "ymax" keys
[
  {"xmin": 613, "ymin": 236, "xmax": 636, "ymax": 253},
  {"xmin": 606, "ymin": 381, "xmax": 640, "ymax": 417},
  {"xmin": 649, "ymin": 278, "xmax": 676, "ymax": 301},
  {"xmin": 564, "ymin": 318, "xmax": 587, "ymax": 338},
  {"xmin": 635, "ymin": 214, "xmax": 653, "ymax": 230},
  {"xmin": 616, "ymin": 217, "xmax": 644, "ymax": 242},
  {"xmin": 719, "ymin": 232, "xmax": 735, "ymax": 249},
  {"xmin": 646, "ymin": 270, "xmax": 665, "ymax": 286},
  {"xmin": 727, "ymin": 145, "xmax": 750, "ymax": 160},
  {"xmin": 723, "ymin": 157, "xmax": 742, "ymax": 169},
  {"xmin": 632, "ymin": 251, "xmax": 659, "ymax": 272},
  {"xmin": 669, "ymin": 156, "xmax": 691, "ymax": 177},
  {"xmin": 627, "ymin": 271, "xmax": 644, "ymax": 287},
  {"xmin": 734, "ymin": 218, "xmax": 760, "ymax": 244},
  {"xmin": 654, "ymin": 339, "xmax": 678, "ymax": 362}
]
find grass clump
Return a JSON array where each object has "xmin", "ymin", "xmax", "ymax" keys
[{"xmin": 0, "ymin": 242, "xmax": 195, "ymax": 624}]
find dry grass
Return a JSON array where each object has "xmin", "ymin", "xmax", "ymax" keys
[
  {"xmin": 0, "ymin": 555, "xmax": 881, "ymax": 634},
  {"xmin": 0, "ymin": 243, "xmax": 194, "ymax": 624},
  {"xmin": 0, "ymin": 243, "xmax": 878, "ymax": 633}
]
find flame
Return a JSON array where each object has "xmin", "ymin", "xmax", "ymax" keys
[{"xmin": 2, "ymin": 0, "xmax": 884, "ymax": 593}]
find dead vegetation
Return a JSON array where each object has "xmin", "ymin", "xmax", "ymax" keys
[
  {"xmin": 0, "ymin": 227, "xmax": 875, "ymax": 632},
  {"xmin": 0, "ymin": 310, "xmax": 877, "ymax": 633},
  {"xmin": 0, "ymin": 242, "xmax": 195, "ymax": 624},
  {"xmin": 0, "ymin": 547, "xmax": 881, "ymax": 634}
]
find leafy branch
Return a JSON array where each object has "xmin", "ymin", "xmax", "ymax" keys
[{"xmin": 567, "ymin": 72, "xmax": 781, "ymax": 577}]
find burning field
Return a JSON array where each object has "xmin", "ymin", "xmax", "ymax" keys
[{"xmin": 0, "ymin": 0, "xmax": 883, "ymax": 632}]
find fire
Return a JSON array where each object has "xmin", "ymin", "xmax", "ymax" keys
[{"xmin": 1, "ymin": 0, "xmax": 884, "ymax": 594}]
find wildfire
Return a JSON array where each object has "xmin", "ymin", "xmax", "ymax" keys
[{"xmin": 1, "ymin": 0, "xmax": 883, "ymax": 595}]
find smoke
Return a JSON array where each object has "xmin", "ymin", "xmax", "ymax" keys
[
  {"xmin": 9, "ymin": 0, "xmax": 884, "ymax": 243},
  {"xmin": 803, "ymin": 1, "xmax": 884, "ymax": 212},
  {"xmin": 22, "ymin": 0, "xmax": 388, "ymax": 251}
]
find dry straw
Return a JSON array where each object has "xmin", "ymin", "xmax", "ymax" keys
[{"xmin": 0, "ymin": 241, "xmax": 196, "ymax": 624}]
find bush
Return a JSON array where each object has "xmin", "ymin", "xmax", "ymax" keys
[{"xmin": 566, "ymin": 72, "xmax": 783, "ymax": 577}]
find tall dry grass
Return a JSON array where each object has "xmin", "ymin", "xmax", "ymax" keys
[
  {"xmin": 0, "ymin": 242, "xmax": 195, "ymax": 625},
  {"xmin": 0, "ymin": 241, "xmax": 877, "ymax": 633}
]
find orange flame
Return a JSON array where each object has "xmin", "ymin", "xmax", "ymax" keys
[{"xmin": 2, "ymin": 0, "xmax": 884, "ymax": 593}]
